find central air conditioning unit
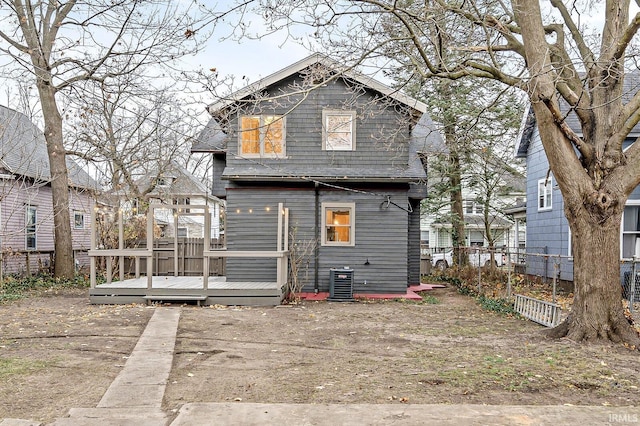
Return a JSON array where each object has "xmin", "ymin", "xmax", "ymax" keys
[{"xmin": 328, "ymin": 267, "xmax": 354, "ymax": 302}]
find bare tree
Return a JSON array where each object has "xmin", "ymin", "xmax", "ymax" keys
[
  {"xmin": 67, "ymin": 77, "xmax": 196, "ymax": 198},
  {"xmin": 212, "ymin": 0, "xmax": 640, "ymax": 345},
  {"xmin": 0, "ymin": 0, "xmax": 211, "ymax": 278}
]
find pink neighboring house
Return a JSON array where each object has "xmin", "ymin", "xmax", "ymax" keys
[{"xmin": 0, "ymin": 105, "xmax": 98, "ymax": 275}]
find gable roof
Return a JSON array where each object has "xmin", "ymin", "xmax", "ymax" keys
[
  {"xmin": 0, "ymin": 105, "xmax": 98, "ymax": 190},
  {"xmin": 192, "ymin": 53, "xmax": 432, "ymax": 155},
  {"xmin": 207, "ymin": 53, "xmax": 427, "ymax": 115},
  {"xmin": 111, "ymin": 160, "xmax": 216, "ymax": 200},
  {"xmin": 516, "ymin": 72, "xmax": 640, "ymax": 158}
]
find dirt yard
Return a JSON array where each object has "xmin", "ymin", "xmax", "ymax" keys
[{"xmin": 1, "ymin": 285, "xmax": 639, "ymax": 424}]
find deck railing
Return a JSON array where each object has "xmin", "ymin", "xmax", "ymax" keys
[{"xmin": 89, "ymin": 202, "xmax": 290, "ymax": 291}]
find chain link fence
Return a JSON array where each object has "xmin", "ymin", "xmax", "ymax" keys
[{"xmin": 422, "ymin": 245, "xmax": 640, "ymax": 323}]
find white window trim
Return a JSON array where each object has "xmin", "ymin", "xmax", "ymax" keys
[
  {"xmin": 537, "ymin": 177, "xmax": 552, "ymax": 211},
  {"xmin": 321, "ymin": 202, "xmax": 355, "ymax": 246},
  {"xmin": 26, "ymin": 205, "xmax": 37, "ymax": 250},
  {"xmin": 238, "ymin": 114, "xmax": 286, "ymax": 158},
  {"xmin": 464, "ymin": 199, "xmax": 484, "ymax": 215},
  {"xmin": 621, "ymin": 200, "xmax": 640, "ymax": 259},
  {"xmin": 322, "ymin": 109, "xmax": 356, "ymax": 151},
  {"xmin": 74, "ymin": 211, "xmax": 85, "ymax": 230}
]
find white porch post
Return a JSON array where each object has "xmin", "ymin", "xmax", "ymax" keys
[
  {"xmin": 173, "ymin": 206, "xmax": 179, "ymax": 277},
  {"xmin": 90, "ymin": 204, "xmax": 96, "ymax": 289},
  {"xmin": 203, "ymin": 205, "xmax": 210, "ymax": 290},
  {"xmin": 118, "ymin": 204, "xmax": 124, "ymax": 282},
  {"xmin": 146, "ymin": 204, "xmax": 154, "ymax": 289}
]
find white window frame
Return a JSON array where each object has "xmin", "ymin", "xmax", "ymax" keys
[
  {"xmin": 238, "ymin": 115, "xmax": 286, "ymax": 158},
  {"xmin": 26, "ymin": 205, "xmax": 37, "ymax": 250},
  {"xmin": 464, "ymin": 199, "xmax": 484, "ymax": 215},
  {"xmin": 621, "ymin": 201, "xmax": 640, "ymax": 259},
  {"xmin": 321, "ymin": 202, "xmax": 355, "ymax": 246},
  {"xmin": 322, "ymin": 110, "xmax": 356, "ymax": 151},
  {"xmin": 537, "ymin": 177, "xmax": 553, "ymax": 211},
  {"xmin": 156, "ymin": 177, "xmax": 171, "ymax": 187},
  {"xmin": 74, "ymin": 211, "xmax": 85, "ymax": 229}
]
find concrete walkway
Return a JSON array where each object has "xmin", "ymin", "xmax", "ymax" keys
[
  {"xmin": 171, "ymin": 402, "xmax": 637, "ymax": 425},
  {"xmin": 50, "ymin": 307, "xmax": 181, "ymax": 426},
  {"xmin": 2, "ymin": 306, "xmax": 638, "ymax": 426}
]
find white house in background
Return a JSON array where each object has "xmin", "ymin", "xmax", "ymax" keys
[
  {"xmin": 421, "ymin": 156, "xmax": 526, "ymax": 251},
  {"xmin": 114, "ymin": 161, "xmax": 222, "ymax": 239}
]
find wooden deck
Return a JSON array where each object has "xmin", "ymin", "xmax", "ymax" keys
[{"xmin": 89, "ymin": 276, "xmax": 284, "ymax": 306}]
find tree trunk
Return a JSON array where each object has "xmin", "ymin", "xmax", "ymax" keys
[
  {"xmin": 546, "ymin": 206, "xmax": 640, "ymax": 345},
  {"xmin": 37, "ymin": 84, "xmax": 75, "ymax": 279},
  {"xmin": 450, "ymin": 150, "xmax": 466, "ymax": 266}
]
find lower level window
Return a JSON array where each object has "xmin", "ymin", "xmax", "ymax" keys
[
  {"xmin": 322, "ymin": 202, "xmax": 355, "ymax": 246},
  {"xmin": 622, "ymin": 205, "xmax": 640, "ymax": 258},
  {"xmin": 26, "ymin": 205, "xmax": 37, "ymax": 250}
]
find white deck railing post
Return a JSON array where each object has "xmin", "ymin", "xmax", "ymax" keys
[
  {"xmin": 90, "ymin": 205, "xmax": 97, "ymax": 289},
  {"xmin": 146, "ymin": 204, "xmax": 154, "ymax": 289},
  {"xmin": 203, "ymin": 205, "xmax": 210, "ymax": 290},
  {"xmin": 118, "ymin": 203, "xmax": 124, "ymax": 282}
]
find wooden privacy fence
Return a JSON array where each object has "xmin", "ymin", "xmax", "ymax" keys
[
  {"xmin": 124, "ymin": 237, "xmax": 225, "ymax": 276},
  {"xmin": 514, "ymin": 294, "xmax": 562, "ymax": 327}
]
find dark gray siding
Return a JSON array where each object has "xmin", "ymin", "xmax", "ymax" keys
[
  {"xmin": 224, "ymin": 184, "xmax": 411, "ymax": 294},
  {"xmin": 223, "ymin": 76, "xmax": 413, "ymax": 176},
  {"xmin": 211, "ymin": 154, "xmax": 227, "ymax": 198},
  {"xmin": 407, "ymin": 199, "xmax": 421, "ymax": 284}
]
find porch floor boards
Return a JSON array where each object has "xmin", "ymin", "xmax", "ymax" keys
[
  {"xmin": 89, "ymin": 276, "xmax": 283, "ymax": 306},
  {"xmin": 94, "ymin": 276, "xmax": 277, "ymax": 290}
]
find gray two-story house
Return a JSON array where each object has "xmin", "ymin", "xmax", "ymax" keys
[{"xmin": 192, "ymin": 54, "xmax": 443, "ymax": 295}]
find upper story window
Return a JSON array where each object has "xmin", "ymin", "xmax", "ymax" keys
[
  {"xmin": 239, "ymin": 115, "xmax": 285, "ymax": 157},
  {"xmin": 323, "ymin": 110, "xmax": 356, "ymax": 151},
  {"xmin": 464, "ymin": 200, "xmax": 484, "ymax": 215},
  {"xmin": 156, "ymin": 177, "xmax": 172, "ymax": 187},
  {"xmin": 538, "ymin": 177, "xmax": 552, "ymax": 211},
  {"xmin": 321, "ymin": 202, "xmax": 355, "ymax": 246},
  {"xmin": 26, "ymin": 205, "xmax": 37, "ymax": 250},
  {"xmin": 74, "ymin": 211, "xmax": 85, "ymax": 229}
]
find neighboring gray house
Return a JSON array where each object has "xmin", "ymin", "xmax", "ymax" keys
[
  {"xmin": 0, "ymin": 105, "xmax": 98, "ymax": 274},
  {"xmin": 516, "ymin": 96, "xmax": 640, "ymax": 282},
  {"xmin": 193, "ymin": 54, "xmax": 443, "ymax": 294}
]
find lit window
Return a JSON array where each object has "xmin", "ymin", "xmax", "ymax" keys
[
  {"xmin": 538, "ymin": 178, "xmax": 552, "ymax": 211},
  {"xmin": 321, "ymin": 202, "xmax": 355, "ymax": 246},
  {"xmin": 26, "ymin": 205, "xmax": 37, "ymax": 250},
  {"xmin": 74, "ymin": 211, "xmax": 85, "ymax": 229},
  {"xmin": 239, "ymin": 115, "xmax": 285, "ymax": 157},
  {"xmin": 323, "ymin": 110, "xmax": 356, "ymax": 151}
]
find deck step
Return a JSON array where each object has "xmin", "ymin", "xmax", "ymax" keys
[{"xmin": 143, "ymin": 295, "xmax": 208, "ymax": 306}]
